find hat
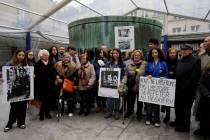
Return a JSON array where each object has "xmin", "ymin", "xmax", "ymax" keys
[{"xmin": 180, "ymin": 44, "xmax": 193, "ymax": 50}]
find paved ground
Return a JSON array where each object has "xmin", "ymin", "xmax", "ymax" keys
[{"xmin": 0, "ymin": 102, "xmax": 204, "ymax": 140}]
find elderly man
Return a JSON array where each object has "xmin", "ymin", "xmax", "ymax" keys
[
  {"xmin": 194, "ymin": 36, "xmax": 210, "ymax": 137},
  {"xmin": 174, "ymin": 44, "xmax": 201, "ymax": 132}
]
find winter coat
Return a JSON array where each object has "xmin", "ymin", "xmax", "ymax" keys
[
  {"xmin": 78, "ymin": 62, "xmax": 96, "ymax": 91},
  {"xmin": 34, "ymin": 60, "xmax": 57, "ymax": 102},
  {"xmin": 122, "ymin": 61, "xmax": 147, "ymax": 92},
  {"xmin": 144, "ymin": 60, "xmax": 168, "ymax": 78},
  {"xmin": 54, "ymin": 61, "xmax": 78, "ymax": 85},
  {"xmin": 175, "ymin": 55, "xmax": 201, "ymax": 97},
  {"xmin": 199, "ymin": 62, "xmax": 210, "ymax": 97}
]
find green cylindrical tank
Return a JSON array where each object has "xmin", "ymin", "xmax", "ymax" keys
[{"xmin": 68, "ymin": 16, "xmax": 162, "ymax": 51}]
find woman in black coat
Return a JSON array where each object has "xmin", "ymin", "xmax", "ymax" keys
[
  {"xmin": 162, "ymin": 48, "xmax": 178, "ymax": 123},
  {"xmin": 34, "ymin": 49, "xmax": 57, "ymax": 121}
]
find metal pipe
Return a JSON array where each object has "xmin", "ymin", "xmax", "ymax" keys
[
  {"xmin": 74, "ymin": 0, "xmax": 104, "ymax": 16},
  {"xmin": 129, "ymin": 0, "xmax": 139, "ymax": 8},
  {"xmin": 123, "ymin": 7, "xmax": 139, "ymax": 16},
  {"xmin": 204, "ymin": 9, "xmax": 210, "ymax": 20},
  {"xmin": 123, "ymin": 7, "xmax": 210, "ymax": 23},
  {"xmin": 163, "ymin": 0, "xmax": 169, "ymax": 13}
]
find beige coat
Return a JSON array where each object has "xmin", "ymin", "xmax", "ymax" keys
[
  {"xmin": 78, "ymin": 62, "xmax": 96, "ymax": 90},
  {"xmin": 122, "ymin": 60, "xmax": 147, "ymax": 92}
]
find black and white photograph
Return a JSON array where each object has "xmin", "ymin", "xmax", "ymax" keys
[
  {"xmin": 118, "ymin": 28, "xmax": 130, "ymax": 37},
  {"xmin": 2, "ymin": 66, "xmax": 34, "ymax": 103},
  {"xmin": 115, "ymin": 26, "xmax": 134, "ymax": 52},
  {"xmin": 98, "ymin": 68, "xmax": 121, "ymax": 98},
  {"xmin": 118, "ymin": 39, "xmax": 130, "ymax": 50}
]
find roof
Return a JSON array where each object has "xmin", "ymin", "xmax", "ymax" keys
[{"xmin": 0, "ymin": 0, "xmax": 209, "ymax": 43}]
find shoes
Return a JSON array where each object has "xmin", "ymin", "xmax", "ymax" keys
[
  {"xmin": 163, "ymin": 117, "xmax": 170, "ymax": 123},
  {"xmin": 124, "ymin": 112, "xmax": 133, "ymax": 118},
  {"xmin": 114, "ymin": 113, "xmax": 120, "ymax": 120},
  {"xmin": 145, "ymin": 121, "xmax": 151, "ymax": 125},
  {"xmin": 78, "ymin": 110, "xmax": 84, "ymax": 115},
  {"xmin": 39, "ymin": 116, "xmax": 44, "ymax": 121},
  {"xmin": 68, "ymin": 113, "xmax": 73, "ymax": 117},
  {"xmin": 104, "ymin": 113, "xmax": 112, "ymax": 119},
  {"xmin": 101, "ymin": 107, "xmax": 107, "ymax": 113},
  {"xmin": 4, "ymin": 126, "xmax": 12, "ymax": 132},
  {"xmin": 45, "ymin": 114, "xmax": 52, "ymax": 119},
  {"xmin": 175, "ymin": 126, "xmax": 190, "ymax": 132},
  {"xmin": 169, "ymin": 121, "xmax": 176, "ymax": 127},
  {"xmin": 137, "ymin": 116, "xmax": 141, "ymax": 121},
  {"xmin": 193, "ymin": 129, "xmax": 206, "ymax": 136},
  {"xmin": 18, "ymin": 125, "xmax": 26, "ymax": 129},
  {"xmin": 84, "ymin": 111, "xmax": 89, "ymax": 116},
  {"xmin": 96, "ymin": 107, "xmax": 101, "ymax": 113},
  {"xmin": 154, "ymin": 123, "xmax": 160, "ymax": 127}
]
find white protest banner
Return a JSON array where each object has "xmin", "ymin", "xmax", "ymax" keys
[
  {"xmin": 138, "ymin": 76, "xmax": 176, "ymax": 107},
  {"xmin": 2, "ymin": 66, "xmax": 34, "ymax": 103},
  {"xmin": 98, "ymin": 68, "xmax": 121, "ymax": 98},
  {"xmin": 115, "ymin": 26, "xmax": 134, "ymax": 52}
]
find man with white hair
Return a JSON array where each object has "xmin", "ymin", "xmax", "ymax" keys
[{"xmin": 100, "ymin": 44, "xmax": 109, "ymax": 54}]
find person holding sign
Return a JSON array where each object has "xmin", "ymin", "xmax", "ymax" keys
[
  {"xmin": 4, "ymin": 49, "xmax": 28, "ymax": 132},
  {"xmin": 93, "ymin": 49, "xmax": 108, "ymax": 113},
  {"xmin": 144, "ymin": 48, "xmax": 168, "ymax": 127},
  {"xmin": 162, "ymin": 48, "xmax": 178, "ymax": 123},
  {"xmin": 104, "ymin": 49, "xmax": 125, "ymax": 120},
  {"xmin": 122, "ymin": 50, "xmax": 147, "ymax": 120}
]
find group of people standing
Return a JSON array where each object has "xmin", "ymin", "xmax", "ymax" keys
[{"xmin": 1, "ymin": 36, "xmax": 210, "ymax": 139}]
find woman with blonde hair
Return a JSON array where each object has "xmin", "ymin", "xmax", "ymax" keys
[
  {"xmin": 122, "ymin": 50, "xmax": 147, "ymax": 119},
  {"xmin": 54, "ymin": 52, "xmax": 78, "ymax": 116}
]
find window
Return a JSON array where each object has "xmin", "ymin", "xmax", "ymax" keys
[
  {"xmin": 177, "ymin": 27, "xmax": 181, "ymax": 33},
  {"xmin": 183, "ymin": 25, "xmax": 186, "ymax": 32},
  {"xmin": 191, "ymin": 26, "xmax": 195, "ymax": 32},
  {"xmin": 172, "ymin": 28, "xmax": 176, "ymax": 33},
  {"xmin": 195, "ymin": 25, "xmax": 200, "ymax": 32},
  {"xmin": 191, "ymin": 25, "xmax": 200, "ymax": 32},
  {"xmin": 172, "ymin": 27, "xmax": 182, "ymax": 33}
]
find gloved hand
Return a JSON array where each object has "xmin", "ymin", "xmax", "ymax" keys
[{"xmin": 98, "ymin": 60, "xmax": 105, "ymax": 67}]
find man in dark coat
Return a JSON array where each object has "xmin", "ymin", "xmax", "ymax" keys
[
  {"xmin": 174, "ymin": 44, "xmax": 201, "ymax": 132},
  {"xmin": 194, "ymin": 36, "xmax": 210, "ymax": 137}
]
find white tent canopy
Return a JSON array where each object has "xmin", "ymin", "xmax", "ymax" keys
[{"xmin": 0, "ymin": 0, "xmax": 209, "ymax": 43}]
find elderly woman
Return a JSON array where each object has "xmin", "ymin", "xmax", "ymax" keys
[
  {"xmin": 34, "ymin": 49, "xmax": 57, "ymax": 121},
  {"xmin": 54, "ymin": 52, "xmax": 78, "ymax": 117},
  {"xmin": 78, "ymin": 54, "xmax": 96, "ymax": 116},
  {"xmin": 122, "ymin": 50, "xmax": 147, "ymax": 120}
]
